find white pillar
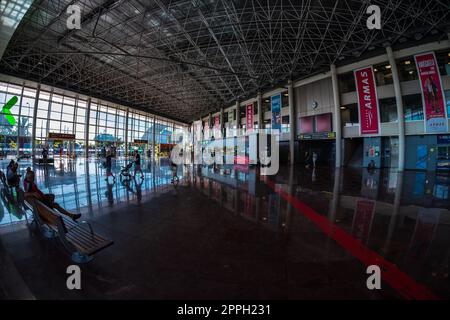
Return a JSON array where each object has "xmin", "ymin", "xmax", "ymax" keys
[
  {"xmin": 124, "ymin": 108, "xmax": 129, "ymax": 157},
  {"xmin": 386, "ymin": 46, "xmax": 405, "ymax": 171},
  {"xmin": 84, "ymin": 97, "xmax": 91, "ymax": 157},
  {"xmin": 331, "ymin": 64, "xmax": 342, "ymax": 168},
  {"xmin": 152, "ymin": 116, "xmax": 156, "ymax": 164},
  {"xmin": 220, "ymin": 107, "xmax": 224, "ymax": 137},
  {"xmin": 288, "ymin": 80, "xmax": 296, "ymax": 164},
  {"xmin": 208, "ymin": 113, "xmax": 212, "ymax": 139},
  {"xmin": 31, "ymin": 84, "xmax": 40, "ymax": 157},
  {"xmin": 16, "ymin": 85, "xmax": 25, "ymax": 157},
  {"xmin": 257, "ymin": 91, "xmax": 263, "ymax": 129},
  {"xmin": 235, "ymin": 100, "xmax": 240, "ymax": 135}
]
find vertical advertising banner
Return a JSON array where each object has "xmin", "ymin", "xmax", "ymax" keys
[
  {"xmin": 214, "ymin": 114, "xmax": 221, "ymax": 138},
  {"xmin": 214, "ymin": 114, "xmax": 220, "ymax": 129},
  {"xmin": 415, "ymin": 52, "xmax": 448, "ymax": 133},
  {"xmin": 271, "ymin": 94, "xmax": 281, "ymax": 130},
  {"xmin": 354, "ymin": 66, "xmax": 380, "ymax": 135},
  {"xmin": 246, "ymin": 103, "xmax": 254, "ymax": 133}
]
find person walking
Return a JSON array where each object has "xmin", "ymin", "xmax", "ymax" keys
[
  {"xmin": 133, "ymin": 150, "xmax": 144, "ymax": 179},
  {"xmin": 312, "ymin": 151, "xmax": 318, "ymax": 169}
]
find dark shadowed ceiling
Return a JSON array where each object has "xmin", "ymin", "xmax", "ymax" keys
[{"xmin": 1, "ymin": 0, "xmax": 449, "ymax": 123}]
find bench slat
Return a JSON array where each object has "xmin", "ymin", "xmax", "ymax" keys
[
  {"xmin": 66, "ymin": 233, "xmax": 113, "ymax": 255},
  {"xmin": 66, "ymin": 224, "xmax": 109, "ymax": 245}
]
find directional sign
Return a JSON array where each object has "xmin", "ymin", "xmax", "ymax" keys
[{"xmin": 2, "ymin": 96, "xmax": 18, "ymax": 126}]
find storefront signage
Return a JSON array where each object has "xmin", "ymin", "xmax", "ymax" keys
[
  {"xmin": 297, "ymin": 132, "xmax": 335, "ymax": 140},
  {"xmin": 246, "ymin": 103, "xmax": 254, "ymax": 133},
  {"xmin": 134, "ymin": 139, "xmax": 148, "ymax": 144},
  {"xmin": 415, "ymin": 52, "xmax": 448, "ymax": 133},
  {"xmin": 48, "ymin": 132, "xmax": 76, "ymax": 140},
  {"xmin": 354, "ymin": 66, "xmax": 380, "ymax": 135},
  {"xmin": 437, "ymin": 134, "xmax": 450, "ymax": 144},
  {"xmin": 271, "ymin": 94, "xmax": 281, "ymax": 130}
]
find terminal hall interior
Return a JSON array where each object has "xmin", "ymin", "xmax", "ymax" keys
[{"xmin": 0, "ymin": 0, "xmax": 449, "ymax": 301}]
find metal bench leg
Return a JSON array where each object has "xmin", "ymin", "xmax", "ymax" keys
[
  {"xmin": 71, "ymin": 252, "xmax": 94, "ymax": 264},
  {"xmin": 41, "ymin": 225, "xmax": 57, "ymax": 238}
]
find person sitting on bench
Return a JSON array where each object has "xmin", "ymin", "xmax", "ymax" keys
[
  {"xmin": 23, "ymin": 168, "xmax": 81, "ymax": 221},
  {"xmin": 7, "ymin": 160, "xmax": 21, "ymax": 188}
]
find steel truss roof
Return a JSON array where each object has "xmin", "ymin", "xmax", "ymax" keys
[{"xmin": 1, "ymin": 0, "xmax": 449, "ymax": 123}]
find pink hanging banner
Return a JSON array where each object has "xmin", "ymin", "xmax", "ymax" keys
[
  {"xmin": 354, "ymin": 66, "xmax": 380, "ymax": 135},
  {"xmin": 414, "ymin": 52, "xmax": 448, "ymax": 133},
  {"xmin": 246, "ymin": 103, "xmax": 254, "ymax": 133},
  {"xmin": 214, "ymin": 115, "xmax": 220, "ymax": 129}
]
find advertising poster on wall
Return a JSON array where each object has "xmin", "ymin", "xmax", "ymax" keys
[
  {"xmin": 354, "ymin": 66, "xmax": 381, "ymax": 135},
  {"xmin": 271, "ymin": 94, "xmax": 281, "ymax": 130},
  {"xmin": 246, "ymin": 103, "xmax": 254, "ymax": 133},
  {"xmin": 414, "ymin": 52, "xmax": 448, "ymax": 133}
]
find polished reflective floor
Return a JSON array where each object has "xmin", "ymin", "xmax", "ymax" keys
[{"xmin": 0, "ymin": 158, "xmax": 449, "ymax": 299}]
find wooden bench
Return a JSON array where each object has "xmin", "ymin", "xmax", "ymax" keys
[{"xmin": 25, "ymin": 196, "xmax": 113, "ymax": 263}]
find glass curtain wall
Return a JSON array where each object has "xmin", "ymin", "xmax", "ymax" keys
[{"xmin": 0, "ymin": 80, "xmax": 187, "ymax": 159}]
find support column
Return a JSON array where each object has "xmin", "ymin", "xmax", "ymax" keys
[
  {"xmin": 288, "ymin": 80, "xmax": 296, "ymax": 165},
  {"xmin": 16, "ymin": 85, "xmax": 25, "ymax": 157},
  {"xmin": 383, "ymin": 171, "xmax": 403, "ymax": 254},
  {"xmin": 387, "ymin": 46, "xmax": 405, "ymax": 171},
  {"xmin": 152, "ymin": 116, "xmax": 156, "ymax": 165},
  {"xmin": 124, "ymin": 108, "xmax": 129, "ymax": 157},
  {"xmin": 31, "ymin": 84, "xmax": 41, "ymax": 157},
  {"xmin": 220, "ymin": 107, "xmax": 224, "ymax": 137},
  {"xmin": 208, "ymin": 113, "xmax": 212, "ymax": 139},
  {"xmin": 257, "ymin": 92, "xmax": 263, "ymax": 130},
  {"xmin": 84, "ymin": 97, "xmax": 91, "ymax": 157},
  {"xmin": 331, "ymin": 64, "xmax": 342, "ymax": 168},
  {"xmin": 235, "ymin": 100, "xmax": 240, "ymax": 135}
]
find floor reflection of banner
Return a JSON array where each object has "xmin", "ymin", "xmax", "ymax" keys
[
  {"xmin": 243, "ymin": 192, "xmax": 254, "ymax": 218},
  {"xmin": 352, "ymin": 199, "xmax": 376, "ymax": 243},
  {"xmin": 407, "ymin": 208, "xmax": 440, "ymax": 262},
  {"xmin": 415, "ymin": 52, "xmax": 448, "ymax": 133},
  {"xmin": 268, "ymin": 192, "xmax": 281, "ymax": 226},
  {"xmin": 223, "ymin": 187, "xmax": 235, "ymax": 212},
  {"xmin": 212, "ymin": 181, "xmax": 221, "ymax": 202},
  {"xmin": 203, "ymin": 178, "xmax": 209, "ymax": 196}
]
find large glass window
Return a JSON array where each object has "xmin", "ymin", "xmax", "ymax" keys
[
  {"xmin": 435, "ymin": 50, "xmax": 450, "ymax": 76},
  {"xmin": 397, "ymin": 57, "xmax": 418, "ymax": 82},
  {"xmin": 1, "ymin": 80, "xmax": 187, "ymax": 159},
  {"xmin": 282, "ymin": 92, "xmax": 289, "ymax": 108},
  {"xmin": 379, "ymin": 97, "xmax": 398, "ymax": 123},
  {"xmin": 340, "ymin": 103, "xmax": 359, "ymax": 126},
  {"xmin": 374, "ymin": 62, "xmax": 393, "ymax": 86},
  {"xmin": 281, "ymin": 115, "xmax": 290, "ymax": 133},
  {"xmin": 338, "ymin": 72, "xmax": 356, "ymax": 93},
  {"xmin": 403, "ymin": 94, "xmax": 424, "ymax": 121}
]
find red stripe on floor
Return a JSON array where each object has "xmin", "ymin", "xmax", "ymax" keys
[{"xmin": 266, "ymin": 180, "xmax": 439, "ymax": 300}]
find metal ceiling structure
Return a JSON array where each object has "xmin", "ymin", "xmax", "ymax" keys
[{"xmin": 1, "ymin": 0, "xmax": 449, "ymax": 123}]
